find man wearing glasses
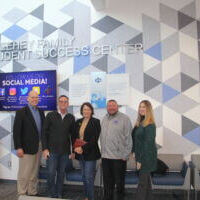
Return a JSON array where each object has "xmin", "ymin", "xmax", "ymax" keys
[
  {"xmin": 42, "ymin": 95, "xmax": 75, "ymax": 198},
  {"xmin": 13, "ymin": 90, "xmax": 45, "ymax": 196}
]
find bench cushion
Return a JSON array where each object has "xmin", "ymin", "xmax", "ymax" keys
[
  {"xmin": 125, "ymin": 171, "xmax": 139, "ymax": 184},
  {"xmin": 66, "ymin": 169, "xmax": 82, "ymax": 182},
  {"xmin": 39, "ymin": 166, "xmax": 48, "ymax": 179},
  {"xmin": 152, "ymin": 172, "xmax": 184, "ymax": 186}
]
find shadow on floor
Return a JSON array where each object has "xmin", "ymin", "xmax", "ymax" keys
[{"xmin": 0, "ymin": 182, "xmax": 196, "ymax": 200}]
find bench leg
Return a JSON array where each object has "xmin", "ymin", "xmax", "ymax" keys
[
  {"xmin": 187, "ymin": 190, "xmax": 190, "ymax": 200},
  {"xmin": 195, "ymin": 190, "xmax": 197, "ymax": 200}
]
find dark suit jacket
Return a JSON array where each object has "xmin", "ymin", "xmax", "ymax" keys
[
  {"xmin": 42, "ymin": 111, "xmax": 75, "ymax": 154},
  {"xmin": 73, "ymin": 117, "xmax": 101, "ymax": 161},
  {"xmin": 13, "ymin": 106, "xmax": 45, "ymax": 154}
]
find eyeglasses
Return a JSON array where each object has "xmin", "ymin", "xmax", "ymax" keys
[
  {"xmin": 58, "ymin": 100, "xmax": 68, "ymax": 103},
  {"xmin": 30, "ymin": 96, "xmax": 39, "ymax": 99}
]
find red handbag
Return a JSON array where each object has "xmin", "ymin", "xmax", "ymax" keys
[{"xmin": 73, "ymin": 139, "xmax": 87, "ymax": 148}]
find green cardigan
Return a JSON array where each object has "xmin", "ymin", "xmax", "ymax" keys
[{"xmin": 133, "ymin": 124, "xmax": 157, "ymax": 173}]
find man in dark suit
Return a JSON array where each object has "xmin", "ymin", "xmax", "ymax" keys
[
  {"xmin": 42, "ymin": 95, "xmax": 75, "ymax": 198},
  {"xmin": 13, "ymin": 90, "xmax": 45, "ymax": 196}
]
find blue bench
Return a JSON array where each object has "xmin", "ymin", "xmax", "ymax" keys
[
  {"xmin": 39, "ymin": 158, "xmax": 101, "ymax": 186},
  {"xmin": 124, "ymin": 154, "xmax": 190, "ymax": 200}
]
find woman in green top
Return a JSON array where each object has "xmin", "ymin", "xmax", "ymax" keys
[{"xmin": 132, "ymin": 100, "xmax": 157, "ymax": 200}]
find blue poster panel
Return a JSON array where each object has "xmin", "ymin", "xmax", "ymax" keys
[{"xmin": 0, "ymin": 70, "xmax": 57, "ymax": 111}]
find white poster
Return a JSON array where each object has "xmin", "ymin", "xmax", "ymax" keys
[
  {"xmin": 90, "ymin": 72, "xmax": 106, "ymax": 108},
  {"xmin": 107, "ymin": 74, "xmax": 129, "ymax": 105},
  {"xmin": 69, "ymin": 75, "xmax": 90, "ymax": 105}
]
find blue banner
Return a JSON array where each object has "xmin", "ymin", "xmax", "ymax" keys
[{"xmin": 0, "ymin": 70, "xmax": 57, "ymax": 111}]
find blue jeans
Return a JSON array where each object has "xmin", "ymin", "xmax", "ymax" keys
[
  {"xmin": 79, "ymin": 157, "xmax": 96, "ymax": 200},
  {"xmin": 47, "ymin": 153, "xmax": 70, "ymax": 198}
]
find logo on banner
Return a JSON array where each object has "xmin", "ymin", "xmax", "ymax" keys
[
  {"xmin": 20, "ymin": 87, "xmax": 28, "ymax": 95},
  {"xmin": 0, "ymin": 88, "xmax": 5, "ymax": 96},
  {"xmin": 9, "ymin": 88, "xmax": 16, "ymax": 96},
  {"xmin": 45, "ymin": 86, "xmax": 52, "ymax": 95},
  {"xmin": 95, "ymin": 77, "xmax": 102, "ymax": 83},
  {"xmin": 32, "ymin": 86, "xmax": 40, "ymax": 95}
]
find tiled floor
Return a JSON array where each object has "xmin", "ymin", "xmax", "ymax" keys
[{"xmin": 0, "ymin": 181, "xmax": 196, "ymax": 200}]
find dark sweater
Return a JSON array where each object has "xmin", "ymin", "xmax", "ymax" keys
[
  {"xmin": 132, "ymin": 124, "xmax": 157, "ymax": 173},
  {"xmin": 42, "ymin": 111, "xmax": 75, "ymax": 154}
]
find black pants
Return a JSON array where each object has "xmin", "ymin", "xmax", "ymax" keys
[
  {"xmin": 102, "ymin": 158, "xmax": 127, "ymax": 200},
  {"xmin": 136, "ymin": 172, "xmax": 153, "ymax": 200}
]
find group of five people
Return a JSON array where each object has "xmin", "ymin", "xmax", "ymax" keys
[{"xmin": 13, "ymin": 90, "xmax": 157, "ymax": 200}]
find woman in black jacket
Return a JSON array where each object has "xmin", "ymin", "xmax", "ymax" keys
[{"xmin": 73, "ymin": 102, "xmax": 101, "ymax": 200}]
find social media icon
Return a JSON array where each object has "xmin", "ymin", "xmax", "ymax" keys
[
  {"xmin": 45, "ymin": 86, "xmax": 52, "ymax": 95},
  {"xmin": 20, "ymin": 87, "xmax": 28, "ymax": 95},
  {"xmin": 0, "ymin": 88, "xmax": 5, "ymax": 96},
  {"xmin": 9, "ymin": 88, "xmax": 16, "ymax": 96},
  {"xmin": 32, "ymin": 86, "xmax": 40, "ymax": 95}
]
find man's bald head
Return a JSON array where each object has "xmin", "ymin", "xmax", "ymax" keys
[{"xmin": 28, "ymin": 90, "xmax": 38, "ymax": 97}]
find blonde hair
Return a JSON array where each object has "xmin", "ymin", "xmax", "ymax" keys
[{"xmin": 135, "ymin": 100, "xmax": 156, "ymax": 127}]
